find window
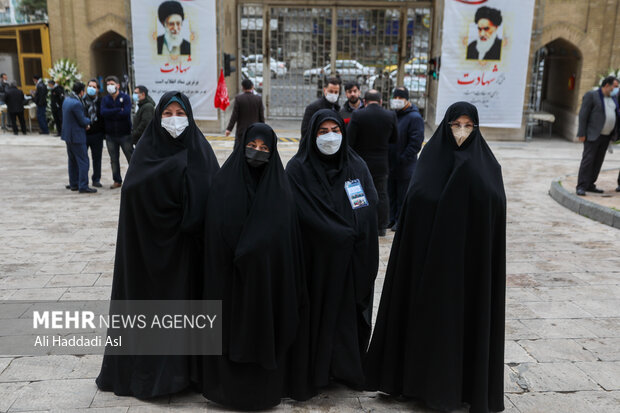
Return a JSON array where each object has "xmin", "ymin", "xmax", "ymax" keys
[
  {"xmin": 20, "ymin": 30, "xmax": 42, "ymax": 53},
  {"xmin": 23, "ymin": 58, "xmax": 42, "ymax": 85}
]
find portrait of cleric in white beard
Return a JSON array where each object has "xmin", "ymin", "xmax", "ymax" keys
[
  {"xmin": 466, "ymin": 6, "xmax": 503, "ymax": 61},
  {"xmin": 157, "ymin": 0, "xmax": 191, "ymax": 56}
]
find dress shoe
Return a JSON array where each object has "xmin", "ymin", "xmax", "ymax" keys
[
  {"xmin": 586, "ymin": 186, "xmax": 604, "ymax": 194},
  {"xmin": 92, "ymin": 181, "xmax": 102, "ymax": 188},
  {"xmin": 378, "ymin": 229, "xmax": 387, "ymax": 237},
  {"xmin": 576, "ymin": 188, "xmax": 586, "ymax": 196},
  {"xmin": 110, "ymin": 182, "xmax": 122, "ymax": 189},
  {"xmin": 616, "ymin": 186, "xmax": 620, "ymax": 192},
  {"xmin": 79, "ymin": 187, "xmax": 97, "ymax": 193},
  {"xmin": 65, "ymin": 185, "xmax": 78, "ymax": 191}
]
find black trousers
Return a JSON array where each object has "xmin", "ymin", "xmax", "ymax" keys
[
  {"xmin": 372, "ymin": 174, "xmax": 389, "ymax": 231},
  {"xmin": 388, "ymin": 176, "xmax": 410, "ymax": 226},
  {"xmin": 9, "ymin": 111, "xmax": 26, "ymax": 134},
  {"xmin": 577, "ymin": 134, "xmax": 611, "ymax": 191},
  {"xmin": 51, "ymin": 108, "xmax": 62, "ymax": 134}
]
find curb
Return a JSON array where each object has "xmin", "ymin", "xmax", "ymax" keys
[{"xmin": 549, "ymin": 178, "xmax": 620, "ymax": 229}]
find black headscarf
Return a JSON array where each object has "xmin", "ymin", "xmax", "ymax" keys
[
  {"xmin": 96, "ymin": 91, "xmax": 220, "ymax": 399},
  {"xmin": 286, "ymin": 109, "xmax": 379, "ymax": 389},
  {"xmin": 201, "ymin": 123, "xmax": 314, "ymax": 409},
  {"xmin": 364, "ymin": 102, "xmax": 507, "ymax": 413}
]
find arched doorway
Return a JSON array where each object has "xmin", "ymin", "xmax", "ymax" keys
[
  {"xmin": 91, "ymin": 31, "xmax": 129, "ymax": 92},
  {"xmin": 529, "ymin": 38, "xmax": 582, "ymax": 140}
]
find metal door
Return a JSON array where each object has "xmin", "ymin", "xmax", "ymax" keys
[{"xmin": 239, "ymin": 2, "xmax": 432, "ymax": 118}]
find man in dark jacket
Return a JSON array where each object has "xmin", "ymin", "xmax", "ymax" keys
[
  {"xmin": 62, "ymin": 82, "xmax": 94, "ymax": 193},
  {"xmin": 300, "ymin": 76, "xmax": 341, "ymax": 139},
  {"xmin": 339, "ymin": 81, "xmax": 364, "ymax": 123},
  {"xmin": 84, "ymin": 79, "xmax": 106, "ymax": 188},
  {"xmin": 131, "ymin": 85, "xmax": 155, "ymax": 145},
  {"xmin": 101, "ymin": 75, "xmax": 133, "ymax": 189},
  {"xmin": 225, "ymin": 79, "xmax": 264, "ymax": 146},
  {"xmin": 576, "ymin": 75, "xmax": 619, "ymax": 196},
  {"xmin": 32, "ymin": 75, "xmax": 49, "ymax": 134},
  {"xmin": 388, "ymin": 87, "xmax": 424, "ymax": 231},
  {"xmin": 347, "ymin": 89, "xmax": 398, "ymax": 236},
  {"xmin": 48, "ymin": 79, "xmax": 64, "ymax": 136},
  {"xmin": 5, "ymin": 81, "xmax": 27, "ymax": 135}
]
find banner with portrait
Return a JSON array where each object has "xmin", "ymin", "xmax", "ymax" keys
[
  {"xmin": 436, "ymin": 0, "xmax": 535, "ymax": 127},
  {"xmin": 131, "ymin": 0, "xmax": 218, "ymax": 120}
]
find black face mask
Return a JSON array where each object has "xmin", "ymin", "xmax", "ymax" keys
[{"xmin": 245, "ymin": 147, "xmax": 270, "ymax": 167}]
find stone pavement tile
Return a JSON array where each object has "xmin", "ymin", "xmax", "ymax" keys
[
  {"xmin": 505, "ymin": 288, "xmax": 541, "ymax": 303},
  {"xmin": 0, "ymin": 275, "xmax": 53, "ymax": 290},
  {"xmin": 82, "ymin": 261, "xmax": 115, "ymax": 274},
  {"xmin": 530, "ymin": 260, "xmax": 584, "ymax": 273},
  {"xmin": 9, "ymin": 287, "xmax": 67, "ymax": 301},
  {"xmin": 520, "ymin": 301, "xmax": 594, "ymax": 319},
  {"xmin": 506, "ymin": 303, "xmax": 538, "ymax": 320},
  {"xmin": 513, "ymin": 362, "xmax": 600, "ymax": 392},
  {"xmin": 70, "ymin": 251, "xmax": 115, "ymax": 262},
  {"xmin": 519, "ymin": 318, "xmax": 599, "ymax": 339},
  {"xmin": 506, "ymin": 273, "xmax": 585, "ymax": 288},
  {"xmin": 572, "ymin": 271, "xmax": 620, "ymax": 285},
  {"xmin": 0, "ymin": 289, "xmax": 16, "ymax": 300},
  {"xmin": 573, "ymin": 299, "xmax": 620, "ymax": 317},
  {"xmin": 505, "ymin": 319, "xmax": 539, "ymax": 340},
  {"xmin": 91, "ymin": 390, "xmax": 170, "ymax": 407},
  {"xmin": 94, "ymin": 273, "xmax": 113, "ymax": 287},
  {"xmin": 35, "ymin": 261, "xmax": 88, "ymax": 276},
  {"xmin": 505, "ymin": 365, "xmax": 525, "ymax": 393},
  {"xmin": 60, "ymin": 287, "xmax": 111, "ymax": 301},
  {"xmin": 504, "ymin": 341, "xmax": 536, "ymax": 364},
  {"xmin": 518, "ymin": 339, "xmax": 598, "ymax": 362},
  {"xmin": 508, "ymin": 390, "xmax": 620, "ymax": 413},
  {"xmin": 579, "ymin": 259, "xmax": 620, "ymax": 273},
  {"xmin": 528, "ymin": 285, "xmax": 620, "ymax": 302},
  {"xmin": 575, "ymin": 338, "xmax": 620, "ymax": 361},
  {"xmin": 0, "ymin": 355, "xmax": 100, "ymax": 382},
  {"xmin": 46, "ymin": 273, "xmax": 100, "ymax": 288},
  {"xmin": 585, "ymin": 318, "xmax": 620, "ymax": 338},
  {"xmin": 28, "ymin": 252, "xmax": 75, "ymax": 263},
  {"xmin": 575, "ymin": 361, "xmax": 620, "ymax": 391},
  {"xmin": 0, "ymin": 263, "xmax": 44, "ymax": 277},
  {"xmin": 9, "ymin": 378, "xmax": 97, "ymax": 411},
  {"xmin": 0, "ymin": 357, "xmax": 11, "ymax": 375},
  {"xmin": 506, "ymin": 251, "xmax": 540, "ymax": 262},
  {"xmin": 128, "ymin": 404, "xmax": 209, "ymax": 412},
  {"xmin": 50, "ymin": 408, "xmax": 128, "ymax": 413},
  {"xmin": 169, "ymin": 389, "xmax": 206, "ymax": 404},
  {"xmin": 506, "ymin": 262, "xmax": 539, "ymax": 275},
  {"xmin": 0, "ymin": 381, "xmax": 28, "ymax": 412}
]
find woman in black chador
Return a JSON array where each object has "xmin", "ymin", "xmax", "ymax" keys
[
  {"xmin": 96, "ymin": 92, "xmax": 220, "ymax": 398},
  {"xmin": 364, "ymin": 102, "xmax": 507, "ymax": 413},
  {"xmin": 200, "ymin": 123, "xmax": 314, "ymax": 410},
  {"xmin": 286, "ymin": 109, "xmax": 379, "ymax": 391}
]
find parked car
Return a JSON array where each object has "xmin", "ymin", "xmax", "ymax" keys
[
  {"xmin": 303, "ymin": 60, "xmax": 376, "ymax": 83},
  {"xmin": 383, "ymin": 56, "xmax": 428, "ymax": 75},
  {"xmin": 241, "ymin": 67, "xmax": 263, "ymax": 93},
  {"xmin": 244, "ymin": 54, "xmax": 287, "ymax": 78},
  {"xmin": 367, "ymin": 69, "xmax": 427, "ymax": 108}
]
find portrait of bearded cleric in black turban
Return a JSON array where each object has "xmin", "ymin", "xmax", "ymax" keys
[
  {"xmin": 466, "ymin": 6, "xmax": 503, "ymax": 61},
  {"xmin": 157, "ymin": 0, "xmax": 191, "ymax": 55}
]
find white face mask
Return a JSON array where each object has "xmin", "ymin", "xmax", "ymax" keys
[
  {"xmin": 325, "ymin": 93, "xmax": 339, "ymax": 104},
  {"xmin": 316, "ymin": 131, "xmax": 342, "ymax": 155},
  {"xmin": 390, "ymin": 99, "xmax": 405, "ymax": 110},
  {"xmin": 452, "ymin": 128, "xmax": 472, "ymax": 146},
  {"xmin": 106, "ymin": 84, "xmax": 117, "ymax": 94},
  {"xmin": 161, "ymin": 116, "xmax": 189, "ymax": 138}
]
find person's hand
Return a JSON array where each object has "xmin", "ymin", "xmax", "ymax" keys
[
  {"xmin": 86, "ymin": 125, "xmax": 91, "ymax": 130},
  {"xmin": 225, "ymin": 129, "xmax": 231, "ymax": 137},
  {"xmin": 578, "ymin": 136, "xmax": 586, "ymax": 142}
]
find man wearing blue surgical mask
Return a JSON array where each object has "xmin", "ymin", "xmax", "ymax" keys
[
  {"xmin": 83, "ymin": 79, "xmax": 106, "ymax": 188},
  {"xmin": 131, "ymin": 85, "xmax": 155, "ymax": 146},
  {"xmin": 576, "ymin": 75, "xmax": 620, "ymax": 196}
]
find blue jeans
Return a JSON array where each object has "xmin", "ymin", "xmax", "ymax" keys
[
  {"xmin": 105, "ymin": 134, "xmax": 134, "ymax": 184},
  {"xmin": 36, "ymin": 105, "xmax": 49, "ymax": 133},
  {"xmin": 66, "ymin": 142, "xmax": 90, "ymax": 190},
  {"xmin": 87, "ymin": 132, "xmax": 104, "ymax": 184}
]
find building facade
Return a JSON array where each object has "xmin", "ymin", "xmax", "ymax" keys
[{"xmin": 43, "ymin": 0, "xmax": 620, "ymax": 140}]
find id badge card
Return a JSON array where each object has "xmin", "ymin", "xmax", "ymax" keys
[{"xmin": 344, "ymin": 179, "xmax": 369, "ymax": 209}]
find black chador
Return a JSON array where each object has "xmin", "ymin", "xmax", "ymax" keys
[
  {"xmin": 364, "ymin": 102, "xmax": 507, "ymax": 413},
  {"xmin": 95, "ymin": 92, "xmax": 220, "ymax": 398},
  {"xmin": 200, "ymin": 123, "xmax": 314, "ymax": 410},
  {"xmin": 286, "ymin": 109, "xmax": 379, "ymax": 390}
]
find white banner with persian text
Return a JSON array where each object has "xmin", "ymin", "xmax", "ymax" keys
[
  {"xmin": 131, "ymin": 0, "xmax": 217, "ymax": 120},
  {"xmin": 436, "ymin": 0, "xmax": 535, "ymax": 127}
]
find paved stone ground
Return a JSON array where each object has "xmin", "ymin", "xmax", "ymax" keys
[{"xmin": 0, "ymin": 131, "xmax": 619, "ymax": 413}]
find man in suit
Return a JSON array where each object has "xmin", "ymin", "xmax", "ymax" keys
[
  {"xmin": 225, "ymin": 79, "xmax": 264, "ymax": 146},
  {"xmin": 576, "ymin": 75, "xmax": 619, "ymax": 196},
  {"xmin": 301, "ymin": 76, "xmax": 341, "ymax": 140},
  {"xmin": 32, "ymin": 74, "xmax": 49, "ymax": 134},
  {"xmin": 5, "ymin": 81, "xmax": 27, "ymax": 135},
  {"xmin": 48, "ymin": 79, "xmax": 64, "ymax": 136},
  {"xmin": 62, "ymin": 82, "xmax": 95, "ymax": 193},
  {"xmin": 466, "ymin": 6, "xmax": 503, "ymax": 61},
  {"xmin": 347, "ymin": 89, "xmax": 398, "ymax": 236},
  {"xmin": 157, "ymin": 1, "xmax": 191, "ymax": 56}
]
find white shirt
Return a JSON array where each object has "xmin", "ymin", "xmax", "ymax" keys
[{"xmin": 601, "ymin": 96, "xmax": 616, "ymax": 135}]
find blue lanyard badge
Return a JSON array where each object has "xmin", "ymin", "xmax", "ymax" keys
[{"xmin": 344, "ymin": 179, "xmax": 369, "ymax": 209}]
